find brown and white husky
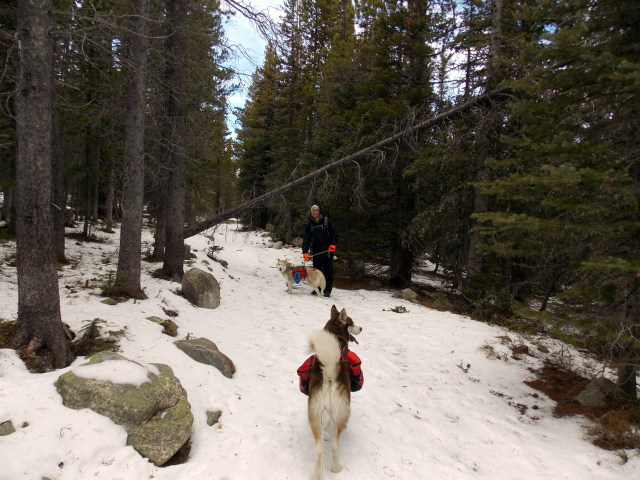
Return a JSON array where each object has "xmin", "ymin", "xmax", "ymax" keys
[
  {"xmin": 307, "ymin": 305, "xmax": 362, "ymax": 480},
  {"xmin": 277, "ymin": 258, "xmax": 326, "ymax": 295}
]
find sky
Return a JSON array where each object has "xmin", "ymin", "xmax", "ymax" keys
[
  {"xmin": 0, "ymin": 220, "xmax": 639, "ymax": 480},
  {"xmin": 223, "ymin": 0, "xmax": 284, "ymax": 135}
]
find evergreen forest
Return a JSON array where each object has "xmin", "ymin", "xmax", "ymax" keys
[{"xmin": 0, "ymin": 0, "xmax": 638, "ymax": 402}]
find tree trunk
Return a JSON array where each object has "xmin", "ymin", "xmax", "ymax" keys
[
  {"xmin": 13, "ymin": 0, "xmax": 74, "ymax": 369},
  {"xmin": 153, "ymin": 201, "xmax": 167, "ymax": 260},
  {"xmin": 92, "ymin": 146, "xmax": 100, "ymax": 224},
  {"xmin": 161, "ymin": 0, "xmax": 187, "ymax": 281},
  {"xmin": 113, "ymin": 0, "xmax": 149, "ymax": 298},
  {"xmin": 617, "ymin": 324, "xmax": 639, "ymax": 401},
  {"xmin": 52, "ymin": 105, "xmax": 66, "ymax": 262},
  {"xmin": 105, "ymin": 166, "xmax": 115, "ymax": 232},
  {"xmin": 465, "ymin": 0, "xmax": 504, "ymax": 285}
]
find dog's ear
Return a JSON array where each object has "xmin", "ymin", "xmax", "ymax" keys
[
  {"xmin": 330, "ymin": 305, "xmax": 338, "ymax": 318},
  {"xmin": 339, "ymin": 308, "xmax": 349, "ymax": 324}
]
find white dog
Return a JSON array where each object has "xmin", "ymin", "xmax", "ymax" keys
[
  {"xmin": 307, "ymin": 305, "xmax": 362, "ymax": 479},
  {"xmin": 277, "ymin": 259, "xmax": 326, "ymax": 295}
]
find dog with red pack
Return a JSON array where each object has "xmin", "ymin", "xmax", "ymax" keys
[{"xmin": 297, "ymin": 305, "xmax": 363, "ymax": 480}]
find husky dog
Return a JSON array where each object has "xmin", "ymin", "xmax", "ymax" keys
[
  {"xmin": 307, "ymin": 305, "xmax": 362, "ymax": 480},
  {"xmin": 277, "ymin": 259, "xmax": 326, "ymax": 295}
]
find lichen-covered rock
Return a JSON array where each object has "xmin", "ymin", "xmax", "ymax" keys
[
  {"xmin": 146, "ymin": 316, "xmax": 178, "ymax": 337},
  {"xmin": 55, "ymin": 351, "xmax": 193, "ymax": 466},
  {"xmin": 181, "ymin": 267, "xmax": 220, "ymax": 309},
  {"xmin": 174, "ymin": 337, "xmax": 235, "ymax": 378}
]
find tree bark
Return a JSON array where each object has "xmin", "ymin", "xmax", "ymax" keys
[
  {"xmin": 113, "ymin": 0, "xmax": 149, "ymax": 298},
  {"xmin": 52, "ymin": 105, "xmax": 66, "ymax": 262},
  {"xmin": 105, "ymin": 166, "xmax": 115, "ymax": 232},
  {"xmin": 13, "ymin": 0, "xmax": 74, "ymax": 369},
  {"xmin": 161, "ymin": 0, "xmax": 188, "ymax": 281},
  {"xmin": 617, "ymin": 324, "xmax": 639, "ymax": 401}
]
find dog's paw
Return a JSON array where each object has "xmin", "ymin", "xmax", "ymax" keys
[{"xmin": 331, "ymin": 463, "xmax": 342, "ymax": 473}]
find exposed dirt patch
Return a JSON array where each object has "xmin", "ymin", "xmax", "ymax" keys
[{"xmin": 526, "ymin": 364, "xmax": 640, "ymax": 452}]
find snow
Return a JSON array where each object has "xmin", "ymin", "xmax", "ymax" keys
[
  {"xmin": 0, "ymin": 221, "xmax": 637, "ymax": 480},
  {"xmin": 71, "ymin": 359, "xmax": 159, "ymax": 387}
]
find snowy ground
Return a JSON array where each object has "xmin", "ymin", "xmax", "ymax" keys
[{"xmin": 0, "ymin": 222, "xmax": 638, "ymax": 480}]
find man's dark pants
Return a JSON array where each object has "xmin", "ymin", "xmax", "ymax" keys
[{"xmin": 313, "ymin": 252, "xmax": 333, "ymax": 295}]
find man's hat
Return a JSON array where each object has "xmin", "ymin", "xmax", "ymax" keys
[{"xmin": 310, "ymin": 204, "xmax": 320, "ymax": 212}]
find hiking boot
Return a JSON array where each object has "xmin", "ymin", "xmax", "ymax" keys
[{"xmin": 323, "ymin": 292, "xmax": 331, "ymax": 298}]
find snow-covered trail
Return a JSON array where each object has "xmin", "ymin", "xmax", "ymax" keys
[{"xmin": 0, "ymin": 223, "xmax": 637, "ymax": 480}]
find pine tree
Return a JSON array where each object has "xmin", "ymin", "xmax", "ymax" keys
[
  {"xmin": 112, "ymin": 0, "xmax": 150, "ymax": 299},
  {"xmin": 329, "ymin": 0, "xmax": 436, "ymax": 286},
  {"xmin": 13, "ymin": 0, "xmax": 74, "ymax": 369},
  {"xmin": 473, "ymin": 0, "xmax": 640, "ymax": 396},
  {"xmin": 236, "ymin": 44, "xmax": 281, "ymax": 228}
]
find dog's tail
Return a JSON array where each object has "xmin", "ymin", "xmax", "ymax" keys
[
  {"xmin": 319, "ymin": 274, "xmax": 326, "ymax": 293},
  {"xmin": 308, "ymin": 329, "xmax": 341, "ymax": 381}
]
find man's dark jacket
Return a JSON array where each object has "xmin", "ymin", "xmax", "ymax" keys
[{"xmin": 302, "ymin": 214, "xmax": 338, "ymax": 255}]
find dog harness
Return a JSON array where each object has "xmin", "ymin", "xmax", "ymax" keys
[
  {"xmin": 289, "ymin": 266, "xmax": 306, "ymax": 284},
  {"xmin": 297, "ymin": 348, "xmax": 363, "ymax": 396}
]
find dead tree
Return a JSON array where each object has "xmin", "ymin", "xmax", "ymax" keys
[{"xmin": 184, "ymin": 87, "xmax": 509, "ymax": 239}]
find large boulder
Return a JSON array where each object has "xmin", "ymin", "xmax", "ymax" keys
[
  {"xmin": 55, "ymin": 351, "xmax": 193, "ymax": 466},
  {"xmin": 174, "ymin": 337, "xmax": 235, "ymax": 378},
  {"xmin": 181, "ymin": 267, "xmax": 220, "ymax": 309},
  {"xmin": 574, "ymin": 377, "xmax": 624, "ymax": 408}
]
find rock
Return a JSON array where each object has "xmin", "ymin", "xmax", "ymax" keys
[
  {"xmin": 574, "ymin": 377, "xmax": 623, "ymax": 408},
  {"xmin": 146, "ymin": 316, "xmax": 165, "ymax": 325},
  {"xmin": 101, "ymin": 298, "xmax": 118, "ymax": 306},
  {"xmin": 181, "ymin": 267, "xmax": 220, "ymax": 309},
  {"xmin": 272, "ymin": 241, "xmax": 284, "ymax": 249},
  {"xmin": 162, "ymin": 320, "xmax": 178, "ymax": 337},
  {"xmin": 401, "ymin": 288, "xmax": 419, "ymax": 302},
  {"xmin": 510, "ymin": 344, "xmax": 530, "ymax": 356},
  {"xmin": 174, "ymin": 337, "xmax": 235, "ymax": 378},
  {"xmin": 146, "ymin": 317, "xmax": 178, "ymax": 337},
  {"xmin": 55, "ymin": 351, "xmax": 193, "ymax": 466},
  {"xmin": 292, "ymin": 237, "xmax": 303, "ymax": 248},
  {"xmin": 0, "ymin": 420, "xmax": 15, "ymax": 436},
  {"xmin": 206, "ymin": 410, "xmax": 222, "ymax": 426},
  {"xmin": 431, "ymin": 298, "xmax": 455, "ymax": 311}
]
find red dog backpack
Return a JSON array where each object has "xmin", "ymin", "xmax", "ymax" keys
[{"xmin": 297, "ymin": 348, "xmax": 363, "ymax": 395}]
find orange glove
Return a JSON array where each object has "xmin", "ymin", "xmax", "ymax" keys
[
  {"xmin": 303, "ymin": 253, "xmax": 309, "ymax": 261},
  {"xmin": 328, "ymin": 245, "xmax": 336, "ymax": 252}
]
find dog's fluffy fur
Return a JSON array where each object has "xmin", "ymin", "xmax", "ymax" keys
[
  {"xmin": 277, "ymin": 259, "xmax": 326, "ymax": 295},
  {"xmin": 307, "ymin": 305, "xmax": 362, "ymax": 480}
]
